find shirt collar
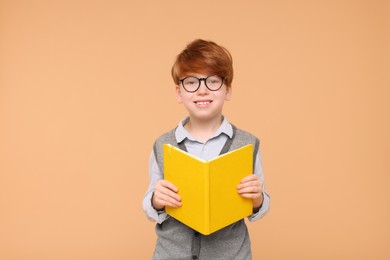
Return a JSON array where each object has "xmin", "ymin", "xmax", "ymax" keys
[{"xmin": 175, "ymin": 116, "xmax": 233, "ymax": 143}]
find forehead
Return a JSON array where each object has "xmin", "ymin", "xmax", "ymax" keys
[
  {"xmin": 181, "ymin": 69, "xmax": 219, "ymax": 78},
  {"xmin": 184, "ymin": 73, "xmax": 208, "ymax": 78}
]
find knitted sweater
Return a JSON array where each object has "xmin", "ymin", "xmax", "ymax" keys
[{"xmin": 152, "ymin": 125, "xmax": 259, "ymax": 260}]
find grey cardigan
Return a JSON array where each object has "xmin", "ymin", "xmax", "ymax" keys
[{"xmin": 152, "ymin": 125, "xmax": 259, "ymax": 260}]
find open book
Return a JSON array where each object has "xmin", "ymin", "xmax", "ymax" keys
[{"xmin": 163, "ymin": 144, "xmax": 253, "ymax": 235}]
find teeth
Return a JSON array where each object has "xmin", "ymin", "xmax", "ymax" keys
[{"xmin": 196, "ymin": 101, "xmax": 210, "ymax": 105}]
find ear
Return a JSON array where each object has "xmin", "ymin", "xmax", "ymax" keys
[
  {"xmin": 175, "ymin": 85, "xmax": 183, "ymax": 103},
  {"xmin": 225, "ymin": 86, "xmax": 232, "ymax": 101}
]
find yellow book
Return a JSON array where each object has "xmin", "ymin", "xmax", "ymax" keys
[{"xmin": 163, "ymin": 143, "xmax": 253, "ymax": 235}]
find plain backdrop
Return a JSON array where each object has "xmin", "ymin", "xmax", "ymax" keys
[{"xmin": 1, "ymin": 0, "xmax": 389, "ymax": 259}]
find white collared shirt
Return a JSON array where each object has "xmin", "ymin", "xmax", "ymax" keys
[{"xmin": 143, "ymin": 117, "xmax": 270, "ymax": 223}]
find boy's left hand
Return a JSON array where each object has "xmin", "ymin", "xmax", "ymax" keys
[{"xmin": 237, "ymin": 174, "xmax": 263, "ymax": 210}]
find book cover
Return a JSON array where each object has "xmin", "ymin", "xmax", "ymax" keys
[{"xmin": 163, "ymin": 144, "xmax": 253, "ymax": 235}]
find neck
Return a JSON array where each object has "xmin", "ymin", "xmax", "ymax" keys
[{"xmin": 184, "ymin": 115, "xmax": 223, "ymax": 142}]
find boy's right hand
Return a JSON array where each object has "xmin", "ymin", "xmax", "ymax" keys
[{"xmin": 152, "ymin": 180, "xmax": 182, "ymax": 211}]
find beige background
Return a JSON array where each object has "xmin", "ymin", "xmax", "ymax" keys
[{"xmin": 1, "ymin": 0, "xmax": 389, "ymax": 259}]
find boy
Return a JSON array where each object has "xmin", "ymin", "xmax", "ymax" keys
[{"xmin": 143, "ymin": 39, "xmax": 270, "ymax": 260}]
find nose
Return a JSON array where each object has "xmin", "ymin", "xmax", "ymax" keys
[{"xmin": 197, "ymin": 79, "xmax": 208, "ymax": 94}]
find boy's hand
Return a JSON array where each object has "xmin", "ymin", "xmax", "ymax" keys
[
  {"xmin": 152, "ymin": 180, "xmax": 182, "ymax": 211},
  {"xmin": 237, "ymin": 175, "xmax": 264, "ymax": 210}
]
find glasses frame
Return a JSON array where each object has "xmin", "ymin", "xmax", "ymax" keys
[{"xmin": 179, "ymin": 75, "xmax": 225, "ymax": 93}]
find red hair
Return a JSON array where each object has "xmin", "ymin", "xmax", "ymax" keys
[{"xmin": 171, "ymin": 39, "xmax": 234, "ymax": 87}]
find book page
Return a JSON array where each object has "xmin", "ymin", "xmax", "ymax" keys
[
  {"xmin": 208, "ymin": 144, "xmax": 253, "ymax": 233},
  {"xmin": 164, "ymin": 144, "xmax": 209, "ymax": 233}
]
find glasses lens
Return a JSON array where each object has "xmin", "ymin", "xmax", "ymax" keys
[
  {"xmin": 182, "ymin": 77, "xmax": 199, "ymax": 92},
  {"xmin": 206, "ymin": 76, "xmax": 223, "ymax": 90}
]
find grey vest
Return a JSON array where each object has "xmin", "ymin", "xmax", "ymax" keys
[{"xmin": 152, "ymin": 125, "xmax": 259, "ymax": 260}]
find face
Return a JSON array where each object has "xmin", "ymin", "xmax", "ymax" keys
[{"xmin": 176, "ymin": 73, "xmax": 232, "ymax": 122}]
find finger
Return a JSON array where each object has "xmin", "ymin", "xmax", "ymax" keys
[
  {"xmin": 237, "ymin": 185, "xmax": 261, "ymax": 195},
  {"xmin": 154, "ymin": 190, "xmax": 182, "ymax": 207},
  {"xmin": 155, "ymin": 186, "xmax": 182, "ymax": 203},
  {"xmin": 155, "ymin": 180, "xmax": 181, "ymax": 200},
  {"xmin": 160, "ymin": 180, "xmax": 179, "ymax": 193},
  {"xmin": 239, "ymin": 192, "xmax": 263, "ymax": 200},
  {"xmin": 237, "ymin": 180, "xmax": 262, "ymax": 190},
  {"xmin": 157, "ymin": 194, "xmax": 182, "ymax": 207},
  {"xmin": 240, "ymin": 174, "xmax": 259, "ymax": 183}
]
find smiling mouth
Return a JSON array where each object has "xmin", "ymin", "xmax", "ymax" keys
[{"xmin": 194, "ymin": 101, "xmax": 212, "ymax": 105}]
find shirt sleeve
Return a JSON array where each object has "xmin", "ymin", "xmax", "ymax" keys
[
  {"xmin": 247, "ymin": 148, "xmax": 271, "ymax": 222},
  {"xmin": 142, "ymin": 151, "xmax": 169, "ymax": 223}
]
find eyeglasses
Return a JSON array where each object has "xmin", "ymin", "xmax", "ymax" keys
[{"xmin": 179, "ymin": 75, "xmax": 225, "ymax": 93}]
